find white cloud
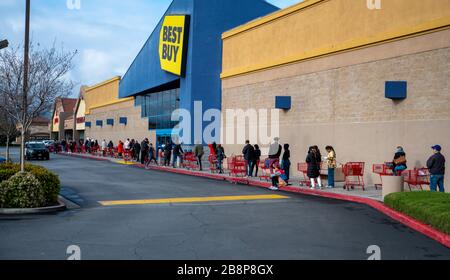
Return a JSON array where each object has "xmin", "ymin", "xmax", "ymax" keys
[{"xmin": 79, "ymin": 49, "xmax": 112, "ymax": 85}]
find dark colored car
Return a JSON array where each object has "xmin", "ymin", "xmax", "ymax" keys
[
  {"xmin": 25, "ymin": 142, "xmax": 50, "ymax": 160},
  {"xmin": 0, "ymin": 156, "xmax": 5, "ymax": 164}
]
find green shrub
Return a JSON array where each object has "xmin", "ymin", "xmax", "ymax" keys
[
  {"xmin": 0, "ymin": 172, "xmax": 46, "ymax": 208},
  {"xmin": 385, "ymin": 191, "xmax": 450, "ymax": 235},
  {"xmin": 0, "ymin": 163, "xmax": 61, "ymax": 207},
  {"xmin": 26, "ymin": 165, "xmax": 60, "ymax": 205},
  {"xmin": 0, "ymin": 168, "xmax": 18, "ymax": 182}
]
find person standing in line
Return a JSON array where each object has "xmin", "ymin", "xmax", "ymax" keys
[
  {"xmin": 148, "ymin": 143, "xmax": 157, "ymax": 165},
  {"xmin": 84, "ymin": 138, "xmax": 90, "ymax": 154},
  {"xmin": 216, "ymin": 144, "xmax": 226, "ymax": 174},
  {"xmin": 209, "ymin": 142, "xmax": 217, "ymax": 156},
  {"xmin": 427, "ymin": 145, "xmax": 446, "ymax": 193},
  {"xmin": 194, "ymin": 142, "xmax": 204, "ymax": 171},
  {"xmin": 325, "ymin": 146, "xmax": 337, "ymax": 188},
  {"xmin": 164, "ymin": 141, "xmax": 173, "ymax": 166},
  {"xmin": 101, "ymin": 139, "xmax": 107, "ymax": 157},
  {"xmin": 282, "ymin": 144, "xmax": 291, "ymax": 185},
  {"xmin": 132, "ymin": 140, "xmax": 140, "ymax": 162},
  {"xmin": 107, "ymin": 140, "xmax": 114, "ymax": 150},
  {"xmin": 242, "ymin": 140, "xmax": 255, "ymax": 177},
  {"xmin": 118, "ymin": 140, "xmax": 124, "ymax": 158},
  {"xmin": 173, "ymin": 142, "xmax": 184, "ymax": 168},
  {"xmin": 313, "ymin": 145, "xmax": 322, "ymax": 169},
  {"xmin": 268, "ymin": 137, "xmax": 282, "ymax": 175},
  {"xmin": 124, "ymin": 139, "xmax": 130, "ymax": 153},
  {"xmin": 306, "ymin": 146, "xmax": 322, "ymax": 189},
  {"xmin": 141, "ymin": 138, "xmax": 150, "ymax": 164},
  {"xmin": 252, "ymin": 144, "xmax": 262, "ymax": 177},
  {"xmin": 392, "ymin": 146, "xmax": 407, "ymax": 176}
]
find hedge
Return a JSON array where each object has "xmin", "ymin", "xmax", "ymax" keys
[
  {"xmin": 0, "ymin": 163, "xmax": 61, "ymax": 207},
  {"xmin": 385, "ymin": 191, "xmax": 450, "ymax": 235},
  {"xmin": 0, "ymin": 172, "xmax": 46, "ymax": 208}
]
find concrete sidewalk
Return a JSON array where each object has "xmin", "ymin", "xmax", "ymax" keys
[{"xmin": 60, "ymin": 152, "xmax": 383, "ymax": 201}]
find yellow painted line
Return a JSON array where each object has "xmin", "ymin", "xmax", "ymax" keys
[
  {"xmin": 99, "ymin": 194, "xmax": 289, "ymax": 206},
  {"xmin": 116, "ymin": 161, "xmax": 136, "ymax": 165}
]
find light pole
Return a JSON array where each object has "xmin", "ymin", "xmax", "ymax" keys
[
  {"xmin": 20, "ymin": 0, "xmax": 30, "ymax": 171},
  {"xmin": 0, "ymin": 39, "xmax": 8, "ymax": 49}
]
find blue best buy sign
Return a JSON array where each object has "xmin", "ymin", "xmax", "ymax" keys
[{"xmin": 119, "ymin": 0, "xmax": 278, "ymax": 143}]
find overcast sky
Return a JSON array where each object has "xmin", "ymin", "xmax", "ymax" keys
[{"xmin": 0, "ymin": 0, "xmax": 301, "ymax": 96}]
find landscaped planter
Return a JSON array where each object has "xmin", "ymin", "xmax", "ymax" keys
[
  {"xmin": 0, "ymin": 197, "xmax": 66, "ymax": 215},
  {"xmin": 382, "ymin": 175, "xmax": 404, "ymax": 200}
]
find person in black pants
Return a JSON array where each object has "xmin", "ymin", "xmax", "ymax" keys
[
  {"xmin": 251, "ymin": 144, "xmax": 261, "ymax": 177},
  {"xmin": 172, "ymin": 143, "xmax": 184, "ymax": 168},
  {"xmin": 282, "ymin": 144, "xmax": 291, "ymax": 185},
  {"xmin": 134, "ymin": 140, "xmax": 141, "ymax": 162},
  {"xmin": 242, "ymin": 140, "xmax": 255, "ymax": 177},
  {"xmin": 164, "ymin": 141, "xmax": 172, "ymax": 166},
  {"xmin": 140, "ymin": 139, "xmax": 149, "ymax": 164}
]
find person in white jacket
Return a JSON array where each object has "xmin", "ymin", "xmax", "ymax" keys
[{"xmin": 101, "ymin": 140, "xmax": 107, "ymax": 156}]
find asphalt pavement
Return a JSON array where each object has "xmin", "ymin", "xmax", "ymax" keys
[{"xmin": 0, "ymin": 148, "xmax": 449, "ymax": 260}]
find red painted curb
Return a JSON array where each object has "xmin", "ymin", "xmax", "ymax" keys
[{"xmin": 59, "ymin": 152, "xmax": 450, "ymax": 248}]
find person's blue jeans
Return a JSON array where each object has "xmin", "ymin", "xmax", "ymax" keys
[
  {"xmin": 430, "ymin": 175, "xmax": 445, "ymax": 193},
  {"xmin": 172, "ymin": 154, "xmax": 180, "ymax": 167},
  {"xmin": 217, "ymin": 159, "xmax": 223, "ymax": 173},
  {"xmin": 282, "ymin": 160, "xmax": 291, "ymax": 183},
  {"xmin": 328, "ymin": 168, "xmax": 335, "ymax": 187},
  {"xmin": 394, "ymin": 165, "xmax": 407, "ymax": 176},
  {"xmin": 247, "ymin": 161, "xmax": 254, "ymax": 176}
]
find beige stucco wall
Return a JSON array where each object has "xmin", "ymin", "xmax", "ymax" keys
[
  {"xmin": 222, "ymin": 32, "xmax": 450, "ymax": 192},
  {"xmin": 76, "ymin": 99, "xmax": 86, "ymax": 131},
  {"xmin": 85, "ymin": 99, "xmax": 155, "ymax": 145},
  {"xmin": 222, "ymin": 0, "xmax": 450, "ymax": 78}
]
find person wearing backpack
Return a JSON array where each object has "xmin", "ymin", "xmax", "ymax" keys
[
  {"xmin": 392, "ymin": 146, "xmax": 407, "ymax": 176},
  {"xmin": 216, "ymin": 144, "xmax": 226, "ymax": 174}
]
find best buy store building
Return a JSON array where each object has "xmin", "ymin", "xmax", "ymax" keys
[
  {"xmin": 116, "ymin": 0, "xmax": 278, "ymax": 145},
  {"xmin": 84, "ymin": 0, "xmax": 449, "ymax": 191},
  {"xmin": 220, "ymin": 0, "xmax": 450, "ymax": 191}
]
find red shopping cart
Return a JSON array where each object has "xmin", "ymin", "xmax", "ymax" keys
[
  {"xmin": 297, "ymin": 162, "xmax": 311, "ymax": 187},
  {"xmin": 343, "ymin": 162, "xmax": 365, "ymax": 191},
  {"xmin": 372, "ymin": 162, "xmax": 394, "ymax": 190},
  {"xmin": 259, "ymin": 159, "xmax": 270, "ymax": 182},
  {"xmin": 208, "ymin": 154, "xmax": 218, "ymax": 173},
  {"xmin": 182, "ymin": 152, "xmax": 199, "ymax": 170},
  {"xmin": 226, "ymin": 156, "xmax": 248, "ymax": 184},
  {"xmin": 403, "ymin": 168, "xmax": 430, "ymax": 191}
]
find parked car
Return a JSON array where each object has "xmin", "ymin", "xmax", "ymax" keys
[
  {"xmin": 43, "ymin": 140, "xmax": 55, "ymax": 148},
  {"xmin": 25, "ymin": 142, "xmax": 50, "ymax": 160}
]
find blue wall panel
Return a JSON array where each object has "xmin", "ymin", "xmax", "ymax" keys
[
  {"xmin": 119, "ymin": 0, "xmax": 279, "ymax": 143},
  {"xmin": 385, "ymin": 81, "xmax": 407, "ymax": 100},
  {"xmin": 275, "ymin": 96, "xmax": 292, "ymax": 110}
]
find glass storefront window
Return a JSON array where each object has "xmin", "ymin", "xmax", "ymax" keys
[{"xmin": 140, "ymin": 88, "xmax": 180, "ymax": 131}]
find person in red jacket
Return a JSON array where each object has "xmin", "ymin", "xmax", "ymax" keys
[{"xmin": 117, "ymin": 140, "xmax": 124, "ymax": 158}]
